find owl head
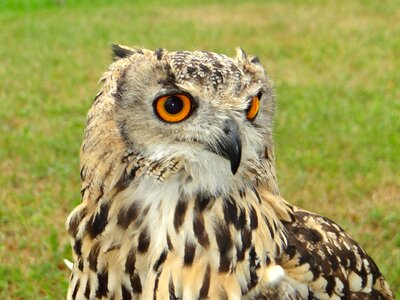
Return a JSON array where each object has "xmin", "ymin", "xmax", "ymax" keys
[{"xmin": 81, "ymin": 45, "xmax": 278, "ymax": 200}]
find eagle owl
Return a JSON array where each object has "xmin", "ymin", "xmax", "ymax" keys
[{"xmin": 66, "ymin": 45, "xmax": 394, "ymax": 299}]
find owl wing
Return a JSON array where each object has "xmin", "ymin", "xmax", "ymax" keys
[{"xmin": 277, "ymin": 207, "xmax": 394, "ymax": 299}]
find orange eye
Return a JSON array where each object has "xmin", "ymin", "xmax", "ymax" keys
[
  {"xmin": 246, "ymin": 94, "xmax": 260, "ymax": 121},
  {"xmin": 154, "ymin": 94, "xmax": 193, "ymax": 123}
]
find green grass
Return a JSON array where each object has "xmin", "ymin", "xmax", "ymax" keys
[{"xmin": 1, "ymin": 0, "xmax": 399, "ymax": 298}]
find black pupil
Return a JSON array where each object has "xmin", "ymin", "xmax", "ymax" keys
[{"xmin": 164, "ymin": 96, "xmax": 184, "ymax": 114}]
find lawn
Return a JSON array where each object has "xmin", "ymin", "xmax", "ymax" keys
[{"xmin": 0, "ymin": 0, "xmax": 399, "ymax": 298}]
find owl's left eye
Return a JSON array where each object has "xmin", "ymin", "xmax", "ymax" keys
[
  {"xmin": 246, "ymin": 93, "xmax": 261, "ymax": 121},
  {"xmin": 154, "ymin": 94, "xmax": 193, "ymax": 123}
]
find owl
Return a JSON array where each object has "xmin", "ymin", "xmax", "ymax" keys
[{"xmin": 66, "ymin": 45, "xmax": 394, "ymax": 299}]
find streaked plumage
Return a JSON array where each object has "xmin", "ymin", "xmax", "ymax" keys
[{"xmin": 66, "ymin": 45, "xmax": 394, "ymax": 299}]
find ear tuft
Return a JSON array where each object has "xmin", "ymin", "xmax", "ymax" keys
[
  {"xmin": 111, "ymin": 44, "xmax": 134, "ymax": 60},
  {"xmin": 154, "ymin": 48, "xmax": 165, "ymax": 61},
  {"xmin": 250, "ymin": 56, "xmax": 261, "ymax": 64},
  {"xmin": 235, "ymin": 47, "xmax": 248, "ymax": 61}
]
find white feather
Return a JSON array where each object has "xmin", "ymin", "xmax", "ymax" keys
[{"xmin": 63, "ymin": 259, "xmax": 73, "ymax": 270}]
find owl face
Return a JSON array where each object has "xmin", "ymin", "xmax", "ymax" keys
[{"xmin": 110, "ymin": 46, "xmax": 275, "ymax": 191}]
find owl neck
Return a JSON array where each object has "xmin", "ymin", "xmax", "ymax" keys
[{"xmin": 67, "ymin": 150, "xmax": 293, "ymax": 299}]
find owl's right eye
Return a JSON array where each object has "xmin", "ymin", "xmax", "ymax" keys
[{"xmin": 154, "ymin": 94, "xmax": 193, "ymax": 123}]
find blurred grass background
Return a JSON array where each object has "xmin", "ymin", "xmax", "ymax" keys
[{"xmin": 0, "ymin": 0, "xmax": 399, "ymax": 298}]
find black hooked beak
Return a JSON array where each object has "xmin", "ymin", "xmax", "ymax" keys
[{"xmin": 208, "ymin": 119, "xmax": 242, "ymax": 174}]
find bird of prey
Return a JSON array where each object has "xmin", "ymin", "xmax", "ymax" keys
[{"xmin": 66, "ymin": 45, "xmax": 394, "ymax": 299}]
